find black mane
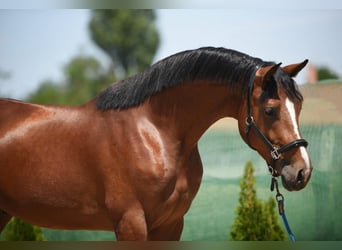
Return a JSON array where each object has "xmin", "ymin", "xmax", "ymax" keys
[{"xmin": 96, "ymin": 47, "xmax": 299, "ymax": 110}]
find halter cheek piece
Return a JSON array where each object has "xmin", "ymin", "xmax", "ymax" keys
[{"xmin": 244, "ymin": 65, "xmax": 308, "ymax": 177}]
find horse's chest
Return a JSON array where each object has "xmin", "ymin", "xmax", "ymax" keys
[
  {"xmin": 149, "ymin": 166, "xmax": 202, "ymax": 227},
  {"xmin": 168, "ymin": 155, "xmax": 202, "ymax": 209}
]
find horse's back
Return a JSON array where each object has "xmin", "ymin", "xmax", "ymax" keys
[
  {"xmin": 0, "ymin": 98, "xmax": 43, "ymax": 114},
  {"xmin": 0, "ymin": 98, "xmax": 50, "ymax": 135}
]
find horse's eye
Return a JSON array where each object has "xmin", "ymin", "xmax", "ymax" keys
[{"xmin": 264, "ymin": 107, "xmax": 276, "ymax": 117}]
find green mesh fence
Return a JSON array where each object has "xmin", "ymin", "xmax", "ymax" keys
[{"xmin": 183, "ymin": 124, "xmax": 342, "ymax": 240}]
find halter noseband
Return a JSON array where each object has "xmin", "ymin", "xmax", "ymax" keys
[{"xmin": 244, "ymin": 65, "xmax": 308, "ymax": 177}]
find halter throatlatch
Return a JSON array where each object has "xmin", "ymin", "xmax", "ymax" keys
[{"xmin": 244, "ymin": 65, "xmax": 308, "ymax": 177}]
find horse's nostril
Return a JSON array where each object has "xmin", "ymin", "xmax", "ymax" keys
[{"xmin": 297, "ymin": 169, "xmax": 305, "ymax": 184}]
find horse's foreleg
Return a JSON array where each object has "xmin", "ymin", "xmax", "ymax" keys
[
  {"xmin": 148, "ymin": 217, "xmax": 184, "ymax": 241},
  {"xmin": 114, "ymin": 207, "xmax": 148, "ymax": 241},
  {"xmin": 0, "ymin": 210, "xmax": 12, "ymax": 233}
]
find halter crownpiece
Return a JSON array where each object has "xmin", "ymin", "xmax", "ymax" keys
[{"xmin": 244, "ymin": 64, "xmax": 308, "ymax": 177}]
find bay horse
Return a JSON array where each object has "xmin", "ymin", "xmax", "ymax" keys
[{"xmin": 0, "ymin": 47, "xmax": 312, "ymax": 240}]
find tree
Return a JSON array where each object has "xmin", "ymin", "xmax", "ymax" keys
[
  {"xmin": 89, "ymin": 10, "xmax": 160, "ymax": 78},
  {"xmin": 260, "ymin": 197, "xmax": 285, "ymax": 240},
  {"xmin": 62, "ymin": 54, "xmax": 115, "ymax": 105},
  {"xmin": 30, "ymin": 10, "xmax": 161, "ymax": 105},
  {"xmin": 28, "ymin": 80, "xmax": 65, "ymax": 105},
  {"xmin": 317, "ymin": 66, "xmax": 340, "ymax": 81},
  {"xmin": 29, "ymin": 54, "xmax": 115, "ymax": 105},
  {"xmin": 2, "ymin": 217, "xmax": 45, "ymax": 241},
  {"xmin": 230, "ymin": 161, "xmax": 285, "ymax": 240}
]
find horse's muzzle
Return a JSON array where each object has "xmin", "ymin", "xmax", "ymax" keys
[{"xmin": 280, "ymin": 163, "xmax": 313, "ymax": 191}]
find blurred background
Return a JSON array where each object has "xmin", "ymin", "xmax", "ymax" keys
[
  {"xmin": 0, "ymin": 8, "xmax": 341, "ymax": 240},
  {"xmin": 1, "ymin": 9, "xmax": 342, "ymax": 99}
]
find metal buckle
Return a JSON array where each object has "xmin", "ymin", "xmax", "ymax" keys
[{"xmin": 271, "ymin": 147, "xmax": 281, "ymax": 160}]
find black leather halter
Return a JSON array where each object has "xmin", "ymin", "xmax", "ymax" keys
[{"xmin": 244, "ymin": 65, "xmax": 308, "ymax": 177}]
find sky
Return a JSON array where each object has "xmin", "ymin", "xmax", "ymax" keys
[{"xmin": 0, "ymin": 9, "xmax": 342, "ymax": 99}]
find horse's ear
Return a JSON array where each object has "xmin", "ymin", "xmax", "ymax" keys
[
  {"xmin": 256, "ymin": 63, "xmax": 282, "ymax": 88},
  {"xmin": 282, "ymin": 59, "xmax": 309, "ymax": 77}
]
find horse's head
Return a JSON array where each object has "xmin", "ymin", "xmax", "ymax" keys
[{"xmin": 238, "ymin": 60, "xmax": 313, "ymax": 191}]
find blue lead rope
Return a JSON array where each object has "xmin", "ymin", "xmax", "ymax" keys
[
  {"xmin": 277, "ymin": 194, "xmax": 296, "ymax": 241},
  {"xmin": 271, "ymin": 177, "xmax": 296, "ymax": 242}
]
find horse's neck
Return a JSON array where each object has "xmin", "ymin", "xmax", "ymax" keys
[{"xmin": 145, "ymin": 81, "xmax": 242, "ymax": 147}]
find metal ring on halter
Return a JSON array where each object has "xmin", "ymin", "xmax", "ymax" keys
[
  {"xmin": 245, "ymin": 116, "xmax": 254, "ymax": 126},
  {"xmin": 268, "ymin": 165, "xmax": 279, "ymax": 177},
  {"xmin": 244, "ymin": 116, "xmax": 253, "ymax": 134}
]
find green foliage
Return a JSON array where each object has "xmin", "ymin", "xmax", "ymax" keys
[
  {"xmin": 29, "ymin": 54, "xmax": 115, "ymax": 105},
  {"xmin": 318, "ymin": 66, "xmax": 340, "ymax": 80},
  {"xmin": 89, "ymin": 9, "xmax": 160, "ymax": 78},
  {"xmin": 261, "ymin": 197, "xmax": 285, "ymax": 240},
  {"xmin": 62, "ymin": 55, "xmax": 115, "ymax": 104},
  {"xmin": 230, "ymin": 161, "xmax": 285, "ymax": 240},
  {"xmin": 28, "ymin": 80, "xmax": 65, "ymax": 105},
  {"xmin": 2, "ymin": 217, "xmax": 45, "ymax": 241}
]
